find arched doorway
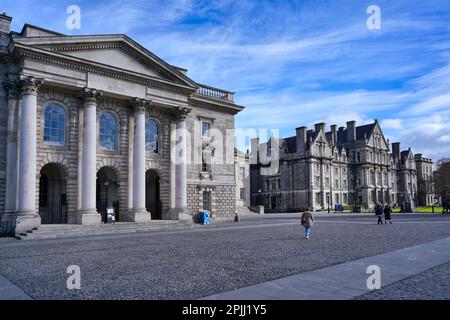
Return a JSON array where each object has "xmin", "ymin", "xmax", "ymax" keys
[
  {"xmin": 39, "ymin": 163, "xmax": 67, "ymax": 224},
  {"xmin": 96, "ymin": 167, "xmax": 119, "ymax": 223},
  {"xmin": 146, "ymin": 170, "xmax": 161, "ymax": 219}
]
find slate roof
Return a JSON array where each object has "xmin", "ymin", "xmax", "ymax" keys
[
  {"xmin": 284, "ymin": 136, "xmax": 297, "ymax": 153},
  {"xmin": 336, "ymin": 123, "xmax": 375, "ymax": 144}
]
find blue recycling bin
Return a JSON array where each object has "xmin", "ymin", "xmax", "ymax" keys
[
  {"xmin": 335, "ymin": 204, "xmax": 343, "ymax": 212},
  {"xmin": 198, "ymin": 210, "xmax": 210, "ymax": 225}
]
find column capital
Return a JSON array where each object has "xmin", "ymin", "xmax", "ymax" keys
[
  {"xmin": 81, "ymin": 87, "xmax": 103, "ymax": 104},
  {"xmin": 173, "ymin": 106, "xmax": 192, "ymax": 121},
  {"xmin": 132, "ymin": 98, "xmax": 152, "ymax": 114},
  {"xmin": 17, "ymin": 75, "xmax": 44, "ymax": 95}
]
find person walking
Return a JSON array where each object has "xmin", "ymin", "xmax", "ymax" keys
[
  {"xmin": 301, "ymin": 208, "xmax": 314, "ymax": 240},
  {"xmin": 443, "ymin": 199, "xmax": 450, "ymax": 215},
  {"xmin": 375, "ymin": 203, "xmax": 384, "ymax": 225},
  {"xmin": 384, "ymin": 204, "xmax": 393, "ymax": 224}
]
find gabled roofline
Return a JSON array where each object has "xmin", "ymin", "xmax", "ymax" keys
[
  {"xmin": 14, "ymin": 28, "xmax": 198, "ymax": 89},
  {"xmin": 10, "ymin": 41, "xmax": 197, "ymax": 94},
  {"xmin": 20, "ymin": 23, "xmax": 66, "ymax": 37}
]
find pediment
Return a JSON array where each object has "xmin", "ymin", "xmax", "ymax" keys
[
  {"xmin": 12, "ymin": 34, "xmax": 198, "ymax": 89},
  {"xmin": 57, "ymin": 47, "xmax": 163, "ymax": 78}
]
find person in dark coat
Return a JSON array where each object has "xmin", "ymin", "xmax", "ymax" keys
[
  {"xmin": 384, "ymin": 204, "xmax": 393, "ymax": 224},
  {"xmin": 375, "ymin": 203, "xmax": 384, "ymax": 225},
  {"xmin": 443, "ymin": 199, "xmax": 450, "ymax": 215}
]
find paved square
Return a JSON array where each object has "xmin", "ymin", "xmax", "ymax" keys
[{"xmin": 1, "ymin": 213, "xmax": 450, "ymax": 300}]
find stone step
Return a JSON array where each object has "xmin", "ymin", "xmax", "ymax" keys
[
  {"xmin": 35, "ymin": 222, "xmax": 191, "ymax": 231},
  {"xmin": 16, "ymin": 221, "xmax": 193, "ymax": 240}
]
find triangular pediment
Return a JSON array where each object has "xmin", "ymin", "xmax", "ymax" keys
[
  {"xmin": 57, "ymin": 47, "xmax": 163, "ymax": 78},
  {"xmin": 13, "ymin": 33, "xmax": 198, "ymax": 88}
]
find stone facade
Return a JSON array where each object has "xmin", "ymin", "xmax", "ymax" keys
[
  {"xmin": 0, "ymin": 15, "xmax": 243, "ymax": 236},
  {"xmin": 234, "ymin": 148, "xmax": 250, "ymax": 213},
  {"xmin": 415, "ymin": 154, "xmax": 434, "ymax": 206},
  {"xmin": 251, "ymin": 120, "xmax": 433, "ymax": 212}
]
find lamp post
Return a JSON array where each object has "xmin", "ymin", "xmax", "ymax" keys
[{"xmin": 104, "ymin": 181, "xmax": 110, "ymax": 207}]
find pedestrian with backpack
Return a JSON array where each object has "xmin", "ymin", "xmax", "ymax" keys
[{"xmin": 301, "ymin": 208, "xmax": 314, "ymax": 240}]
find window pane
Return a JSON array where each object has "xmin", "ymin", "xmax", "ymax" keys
[
  {"xmin": 99, "ymin": 113, "xmax": 117, "ymax": 150},
  {"xmin": 202, "ymin": 122, "xmax": 210, "ymax": 137},
  {"xmin": 44, "ymin": 104, "xmax": 65, "ymax": 146},
  {"xmin": 145, "ymin": 120, "xmax": 159, "ymax": 153}
]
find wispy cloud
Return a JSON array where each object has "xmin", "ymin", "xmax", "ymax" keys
[{"xmin": 3, "ymin": 0, "xmax": 450, "ymax": 159}]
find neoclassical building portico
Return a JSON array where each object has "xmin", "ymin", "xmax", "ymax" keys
[{"xmin": 0, "ymin": 15, "xmax": 243, "ymax": 236}]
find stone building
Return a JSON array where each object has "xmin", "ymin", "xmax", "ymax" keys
[
  {"xmin": 250, "ymin": 120, "xmax": 433, "ymax": 212},
  {"xmin": 414, "ymin": 154, "xmax": 434, "ymax": 206},
  {"xmin": 234, "ymin": 148, "xmax": 250, "ymax": 213},
  {"xmin": 0, "ymin": 15, "xmax": 243, "ymax": 236}
]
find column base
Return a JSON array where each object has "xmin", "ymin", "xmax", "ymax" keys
[
  {"xmin": 128, "ymin": 208, "xmax": 151, "ymax": 222},
  {"xmin": 74, "ymin": 209, "xmax": 102, "ymax": 225},
  {"xmin": 173, "ymin": 208, "xmax": 193, "ymax": 221},
  {"xmin": 0, "ymin": 211, "xmax": 41, "ymax": 236}
]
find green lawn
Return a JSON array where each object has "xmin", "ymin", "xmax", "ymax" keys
[{"xmin": 415, "ymin": 206, "xmax": 444, "ymax": 213}]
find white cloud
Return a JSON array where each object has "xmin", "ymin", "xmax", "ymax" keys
[
  {"xmin": 437, "ymin": 135, "xmax": 450, "ymax": 143},
  {"xmin": 381, "ymin": 119, "xmax": 403, "ymax": 130}
]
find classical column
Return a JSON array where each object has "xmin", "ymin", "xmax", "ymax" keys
[
  {"xmin": 75, "ymin": 87, "xmax": 103, "ymax": 225},
  {"xmin": 169, "ymin": 120, "xmax": 177, "ymax": 217},
  {"xmin": 7, "ymin": 75, "xmax": 43, "ymax": 235},
  {"xmin": 3, "ymin": 81, "xmax": 19, "ymax": 213},
  {"xmin": 173, "ymin": 106, "xmax": 192, "ymax": 220},
  {"xmin": 130, "ymin": 98, "xmax": 151, "ymax": 222}
]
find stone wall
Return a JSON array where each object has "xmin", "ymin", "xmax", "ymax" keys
[
  {"xmin": 187, "ymin": 184, "xmax": 236, "ymax": 222},
  {"xmin": 33, "ymin": 87, "xmax": 175, "ymax": 222},
  {"xmin": 35, "ymin": 88, "xmax": 81, "ymax": 222}
]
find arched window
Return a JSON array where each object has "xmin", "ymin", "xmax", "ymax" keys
[
  {"xmin": 44, "ymin": 104, "xmax": 66, "ymax": 146},
  {"xmin": 99, "ymin": 112, "xmax": 117, "ymax": 150},
  {"xmin": 145, "ymin": 119, "xmax": 159, "ymax": 154}
]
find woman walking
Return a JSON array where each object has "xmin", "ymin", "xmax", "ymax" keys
[
  {"xmin": 384, "ymin": 204, "xmax": 393, "ymax": 224},
  {"xmin": 301, "ymin": 208, "xmax": 314, "ymax": 240}
]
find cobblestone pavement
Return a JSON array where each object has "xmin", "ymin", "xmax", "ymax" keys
[
  {"xmin": 356, "ymin": 261, "xmax": 450, "ymax": 300},
  {"xmin": 0, "ymin": 213, "xmax": 449, "ymax": 299}
]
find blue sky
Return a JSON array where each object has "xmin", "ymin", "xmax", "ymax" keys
[{"xmin": 3, "ymin": 0, "xmax": 450, "ymax": 160}]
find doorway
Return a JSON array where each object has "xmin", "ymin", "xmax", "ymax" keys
[
  {"xmin": 96, "ymin": 167, "xmax": 119, "ymax": 223},
  {"xmin": 39, "ymin": 163, "xmax": 67, "ymax": 224},
  {"xmin": 145, "ymin": 170, "xmax": 161, "ymax": 219}
]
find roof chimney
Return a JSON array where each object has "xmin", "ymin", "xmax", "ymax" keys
[
  {"xmin": 0, "ymin": 13, "xmax": 11, "ymax": 34},
  {"xmin": 346, "ymin": 120, "xmax": 356, "ymax": 142},
  {"xmin": 330, "ymin": 124, "xmax": 337, "ymax": 146},
  {"xmin": 296, "ymin": 126, "xmax": 307, "ymax": 154},
  {"xmin": 392, "ymin": 142, "xmax": 400, "ymax": 160},
  {"xmin": 314, "ymin": 122, "xmax": 325, "ymax": 133}
]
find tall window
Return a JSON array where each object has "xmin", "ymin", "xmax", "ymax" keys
[
  {"xmin": 44, "ymin": 104, "xmax": 65, "ymax": 146},
  {"xmin": 203, "ymin": 191, "xmax": 212, "ymax": 211},
  {"xmin": 145, "ymin": 119, "xmax": 159, "ymax": 154},
  {"xmin": 202, "ymin": 122, "xmax": 211, "ymax": 138},
  {"xmin": 240, "ymin": 188, "xmax": 245, "ymax": 200},
  {"xmin": 239, "ymin": 167, "xmax": 245, "ymax": 179},
  {"xmin": 99, "ymin": 112, "xmax": 117, "ymax": 150}
]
